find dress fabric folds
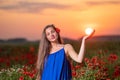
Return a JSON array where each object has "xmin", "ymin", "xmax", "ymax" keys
[{"xmin": 41, "ymin": 48, "xmax": 72, "ymax": 80}]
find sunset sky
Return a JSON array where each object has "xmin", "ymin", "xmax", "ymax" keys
[{"xmin": 0, "ymin": 0, "xmax": 120, "ymax": 41}]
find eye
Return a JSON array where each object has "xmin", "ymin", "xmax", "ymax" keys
[{"xmin": 51, "ymin": 30, "xmax": 55, "ymax": 33}]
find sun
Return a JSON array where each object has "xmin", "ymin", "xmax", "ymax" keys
[{"xmin": 85, "ymin": 27, "xmax": 94, "ymax": 35}]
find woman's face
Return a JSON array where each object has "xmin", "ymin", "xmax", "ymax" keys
[{"xmin": 45, "ymin": 27, "xmax": 58, "ymax": 42}]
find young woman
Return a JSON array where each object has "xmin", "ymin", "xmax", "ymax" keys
[{"xmin": 36, "ymin": 24, "xmax": 95, "ymax": 80}]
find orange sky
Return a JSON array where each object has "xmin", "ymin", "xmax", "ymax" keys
[{"xmin": 0, "ymin": 0, "xmax": 120, "ymax": 41}]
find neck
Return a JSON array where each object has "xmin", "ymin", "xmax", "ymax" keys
[
  {"xmin": 51, "ymin": 42, "xmax": 58, "ymax": 47},
  {"xmin": 51, "ymin": 41, "xmax": 59, "ymax": 48}
]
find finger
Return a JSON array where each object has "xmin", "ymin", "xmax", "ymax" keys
[{"xmin": 87, "ymin": 29, "xmax": 95, "ymax": 39}]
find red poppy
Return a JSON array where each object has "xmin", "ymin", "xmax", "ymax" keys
[
  {"xmin": 29, "ymin": 46, "xmax": 35, "ymax": 52},
  {"xmin": 19, "ymin": 76, "xmax": 24, "ymax": 80},
  {"xmin": 108, "ymin": 54, "xmax": 118, "ymax": 63},
  {"xmin": 72, "ymin": 71, "xmax": 76, "ymax": 77}
]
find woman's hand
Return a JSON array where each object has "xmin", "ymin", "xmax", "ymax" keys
[{"xmin": 83, "ymin": 29, "xmax": 95, "ymax": 40}]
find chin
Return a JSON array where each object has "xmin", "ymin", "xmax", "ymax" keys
[{"xmin": 50, "ymin": 38, "xmax": 58, "ymax": 42}]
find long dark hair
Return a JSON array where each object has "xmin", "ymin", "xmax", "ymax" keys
[{"xmin": 36, "ymin": 24, "xmax": 63, "ymax": 80}]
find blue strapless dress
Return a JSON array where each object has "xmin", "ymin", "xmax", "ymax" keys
[{"xmin": 41, "ymin": 48, "xmax": 72, "ymax": 80}]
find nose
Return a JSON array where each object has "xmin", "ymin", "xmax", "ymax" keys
[{"xmin": 49, "ymin": 32, "xmax": 54, "ymax": 37}]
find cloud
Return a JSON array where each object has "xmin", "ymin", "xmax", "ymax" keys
[
  {"xmin": 1, "ymin": 0, "xmax": 119, "ymax": 14},
  {"xmin": 0, "ymin": 1, "xmax": 70, "ymax": 13},
  {"xmin": 0, "ymin": 0, "xmax": 5, "ymax": 3},
  {"xmin": 86, "ymin": 0, "xmax": 120, "ymax": 6}
]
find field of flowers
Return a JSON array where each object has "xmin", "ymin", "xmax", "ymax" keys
[{"xmin": 0, "ymin": 40, "xmax": 120, "ymax": 80}]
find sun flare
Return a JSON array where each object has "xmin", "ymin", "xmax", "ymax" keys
[{"xmin": 85, "ymin": 28, "xmax": 93, "ymax": 35}]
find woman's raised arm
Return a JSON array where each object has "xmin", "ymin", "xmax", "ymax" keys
[{"xmin": 65, "ymin": 30, "xmax": 95, "ymax": 63}]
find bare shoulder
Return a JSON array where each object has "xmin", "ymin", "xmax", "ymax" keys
[
  {"xmin": 64, "ymin": 44, "xmax": 75, "ymax": 56},
  {"xmin": 64, "ymin": 44, "xmax": 71, "ymax": 56},
  {"xmin": 64, "ymin": 44, "xmax": 73, "ymax": 49},
  {"xmin": 64, "ymin": 44, "xmax": 74, "ymax": 53}
]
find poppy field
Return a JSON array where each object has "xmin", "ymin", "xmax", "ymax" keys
[{"xmin": 0, "ymin": 38, "xmax": 120, "ymax": 80}]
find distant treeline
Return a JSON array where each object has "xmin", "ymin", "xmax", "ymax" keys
[
  {"xmin": 0, "ymin": 38, "xmax": 28, "ymax": 43},
  {"xmin": 88, "ymin": 35, "xmax": 120, "ymax": 41},
  {"xmin": 0, "ymin": 35, "xmax": 120, "ymax": 43}
]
